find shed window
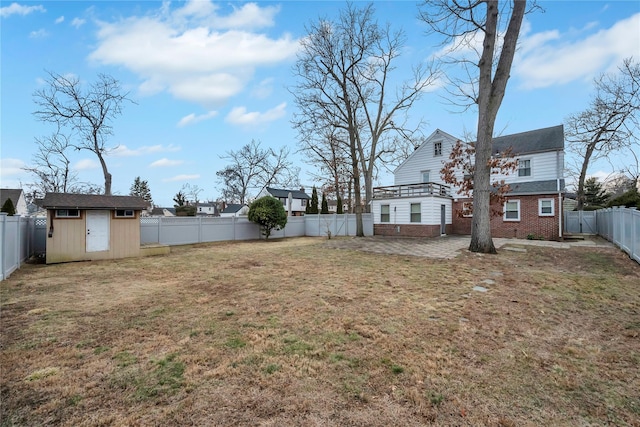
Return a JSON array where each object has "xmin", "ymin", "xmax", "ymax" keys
[
  {"xmin": 55, "ymin": 209, "xmax": 80, "ymax": 218},
  {"xmin": 410, "ymin": 203, "xmax": 421, "ymax": 223},
  {"xmin": 381, "ymin": 204, "xmax": 390, "ymax": 223},
  {"xmin": 115, "ymin": 209, "xmax": 135, "ymax": 218}
]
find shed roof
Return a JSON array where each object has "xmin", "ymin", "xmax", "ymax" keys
[
  {"xmin": 266, "ymin": 187, "xmax": 310, "ymax": 199},
  {"xmin": 42, "ymin": 193, "xmax": 148, "ymax": 210}
]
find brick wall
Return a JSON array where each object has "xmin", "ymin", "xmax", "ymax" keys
[
  {"xmin": 452, "ymin": 195, "xmax": 561, "ymax": 240},
  {"xmin": 374, "ymin": 223, "xmax": 452, "ymax": 237}
]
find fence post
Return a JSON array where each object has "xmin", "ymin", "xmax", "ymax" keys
[
  {"xmin": 0, "ymin": 213, "xmax": 6, "ymax": 280},
  {"xmin": 158, "ymin": 217, "xmax": 163, "ymax": 244}
]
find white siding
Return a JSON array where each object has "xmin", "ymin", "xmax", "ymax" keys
[
  {"xmin": 394, "ymin": 130, "xmax": 459, "ymax": 186},
  {"xmin": 372, "ymin": 197, "xmax": 452, "ymax": 226},
  {"xmin": 492, "ymin": 151, "xmax": 563, "ymax": 184}
]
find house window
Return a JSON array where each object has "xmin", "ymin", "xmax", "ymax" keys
[
  {"xmin": 280, "ymin": 198, "xmax": 287, "ymax": 205},
  {"xmin": 421, "ymin": 170, "xmax": 430, "ymax": 183},
  {"xmin": 55, "ymin": 209, "xmax": 80, "ymax": 218},
  {"xmin": 503, "ymin": 200, "xmax": 520, "ymax": 221},
  {"xmin": 115, "ymin": 209, "xmax": 135, "ymax": 218},
  {"xmin": 381, "ymin": 204, "xmax": 390, "ymax": 223},
  {"xmin": 539, "ymin": 199, "xmax": 554, "ymax": 216},
  {"xmin": 434, "ymin": 141, "xmax": 442, "ymax": 156},
  {"xmin": 518, "ymin": 159, "xmax": 531, "ymax": 177},
  {"xmin": 462, "ymin": 201, "xmax": 473, "ymax": 217},
  {"xmin": 410, "ymin": 203, "xmax": 421, "ymax": 223},
  {"xmin": 301, "ymin": 199, "xmax": 307, "ymax": 206}
]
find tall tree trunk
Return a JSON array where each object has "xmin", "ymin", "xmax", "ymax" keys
[
  {"xmin": 469, "ymin": 0, "xmax": 526, "ymax": 253},
  {"xmin": 97, "ymin": 151, "xmax": 112, "ymax": 195}
]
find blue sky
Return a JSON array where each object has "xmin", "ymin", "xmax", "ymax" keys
[{"xmin": 1, "ymin": 0, "xmax": 639, "ymax": 206}]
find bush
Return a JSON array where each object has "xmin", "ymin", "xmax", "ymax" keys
[
  {"xmin": 248, "ymin": 196, "xmax": 287, "ymax": 239},
  {"xmin": 607, "ymin": 187, "xmax": 640, "ymax": 208},
  {"xmin": 1, "ymin": 198, "xmax": 16, "ymax": 216}
]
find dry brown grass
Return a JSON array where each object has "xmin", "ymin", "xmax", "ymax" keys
[{"xmin": 1, "ymin": 237, "xmax": 639, "ymax": 426}]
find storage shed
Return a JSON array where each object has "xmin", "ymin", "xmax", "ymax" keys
[{"xmin": 42, "ymin": 193, "xmax": 149, "ymax": 264}]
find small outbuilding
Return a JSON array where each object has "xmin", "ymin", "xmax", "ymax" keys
[{"xmin": 42, "ymin": 192, "xmax": 151, "ymax": 264}]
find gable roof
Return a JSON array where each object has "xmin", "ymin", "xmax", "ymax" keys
[
  {"xmin": 394, "ymin": 128, "xmax": 459, "ymax": 174},
  {"xmin": 222, "ymin": 203, "xmax": 247, "ymax": 213},
  {"xmin": 491, "ymin": 125, "xmax": 564, "ymax": 155},
  {"xmin": 0, "ymin": 189, "xmax": 24, "ymax": 207},
  {"xmin": 42, "ymin": 193, "xmax": 148, "ymax": 210},
  {"xmin": 266, "ymin": 187, "xmax": 310, "ymax": 199}
]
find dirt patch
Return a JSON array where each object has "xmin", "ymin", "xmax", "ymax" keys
[{"xmin": 1, "ymin": 237, "xmax": 639, "ymax": 426}]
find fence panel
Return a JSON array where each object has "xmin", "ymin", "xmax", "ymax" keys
[
  {"xmin": 0, "ymin": 214, "xmax": 38, "ymax": 280},
  {"xmin": 596, "ymin": 207, "xmax": 639, "ymax": 264}
]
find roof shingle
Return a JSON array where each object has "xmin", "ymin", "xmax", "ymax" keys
[{"xmin": 42, "ymin": 193, "xmax": 148, "ymax": 210}]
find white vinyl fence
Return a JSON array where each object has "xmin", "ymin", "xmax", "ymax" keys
[
  {"xmin": 0, "ymin": 214, "xmax": 47, "ymax": 280},
  {"xmin": 596, "ymin": 207, "xmax": 639, "ymax": 264},
  {"xmin": 140, "ymin": 213, "xmax": 373, "ymax": 245}
]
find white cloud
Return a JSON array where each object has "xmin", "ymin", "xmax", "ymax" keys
[
  {"xmin": 0, "ymin": 3, "xmax": 45, "ymax": 18},
  {"xmin": 0, "ymin": 158, "xmax": 26, "ymax": 177},
  {"xmin": 177, "ymin": 110, "xmax": 218, "ymax": 127},
  {"xmin": 108, "ymin": 144, "xmax": 180, "ymax": 157},
  {"xmin": 29, "ymin": 28, "xmax": 48, "ymax": 38},
  {"xmin": 251, "ymin": 78, "xmax": 274, "ymax": 99},
  {"xmin": 89, "ymin": 1, "xmax": 299, "ymax": 107},
  {"xmin": 55, "ymin": 15, "xmax": 64, "ymax": 24},
  {"xmin": 225, "ymin": 102, "xmax": 286, "ymax": 126},
  {"xmin": 75, "ymin": 159, "xmax": 99, "ymax": 170},
  {"xmin": 71, "ymin": 17, "xmax": 85, "ymax": 28},
  {"xmin": 515, "ymin": 13, "xmax": 640, "ymax": 89},
  {"xmin": 162, "ymin": 174, "xmax": 200, "ymax": 182},
  {"xmin": 149, "ymin": 158, "xmax": 184, "ymax": 168}
]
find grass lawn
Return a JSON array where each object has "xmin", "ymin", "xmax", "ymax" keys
[{"xmin": 1, "ymin": 237, "xmax": 639, "ymax": 426}]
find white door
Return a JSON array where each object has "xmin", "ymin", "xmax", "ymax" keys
[{"xmin": 86, "ymin": 210, "xmax": 110, "ymax": 252}]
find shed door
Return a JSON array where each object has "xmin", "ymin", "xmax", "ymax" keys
[{"xmin": 86, "ymin": 210, "xmax": 110, "ymax": 252}]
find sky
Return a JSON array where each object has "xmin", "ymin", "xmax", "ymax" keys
[{"xmin": 1, "ymin": 0, "xmax": 639, "ymax": 207}]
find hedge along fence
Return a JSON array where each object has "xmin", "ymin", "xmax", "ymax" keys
[{"xmin": 140, "ymin": 213, "xmax": 373, "ymax": 245}]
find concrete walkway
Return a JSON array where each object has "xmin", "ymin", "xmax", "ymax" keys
[{"xmin": 323, "ymin": 235, "xmax": 614, "ymax": 259}]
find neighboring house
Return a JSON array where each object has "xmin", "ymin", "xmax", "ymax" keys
[
  {"xmin": 220, "ymin": 203, "xmax": 249, "ymax": 217},
  {"xmin": 42, "ymin": 192, "xmax": 152, "ymax": 264},
  {"xmin": 261, "ymin": 187, "xmax": 311, "ymax": 216},
  {"xmin": 196, "ymin": 202, "xmax": 220, "ymax": 216},
  {"xmin": 0, "ymin": 189, "xmax": 28, "ymax": 216},
  {"xmin": 149, "ymin": 207, "xmax": 176, "ymax": 217},
  {"xmin": 371, "ymin": 125, "xmax": 565, "ymax": 240},
  {"xmin": 327, "ymin": 199, "xmax": 349, "ymax": 214}
]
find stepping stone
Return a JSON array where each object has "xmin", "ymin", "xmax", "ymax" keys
[
  {"xmin": 481, "ymin": 279, "xmax": 495, "ymax": 285},
  {"xmin": 503, "ymin": 246, "xmax": 527, "ymax": 252},
  {"xmin": 473, "ymin": 286, "xmax": 488, "ymax": 292}
]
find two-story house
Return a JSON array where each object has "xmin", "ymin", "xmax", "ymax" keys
[
  {"xmin": 371, "ymin": 125, "xmax": 565, "ymax": 240},
  {"xmin": 261, "ymin": 187, "xmax": 310, "ymax": 216}
]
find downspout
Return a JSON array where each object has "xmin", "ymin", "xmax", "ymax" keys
[{"xmin": 557, "ymin": 149, "xmax": 562, "ymax": 239}]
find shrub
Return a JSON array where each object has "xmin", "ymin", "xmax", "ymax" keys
[
  {"xmin": 1, "ymin": 198, "xmax": 16, "ymax": 216},
  {"xmin": 607, "ymin": 187, "xmax": 640, "ymax": 208},
  {"xmin": 248, "ymin": 196, "xmax": 287, "ymax": 239},
  {"xmin": 321, "ymin": 193, "xmax": 329, "ymax": 214}
]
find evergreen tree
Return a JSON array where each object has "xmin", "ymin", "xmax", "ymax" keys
[
  {"xmin": 321, "ymin": 193, "xmax": 329, "ymax": 214},
  {"xmin": 130, "ymin": 176, "xmax": 153, "ymax": 207},
  {"xmin": 583, "ymin": 177, "xmax": 609, "ymax": 208},
  {"xmin": 1, "ymin": 198, "xmax": 16, "ymax": 216},
  {"xmin": 309, "ymin": 186, "xmax": 319, "ymax": 214},
  {"xmin": 336, "ymin": 194, "xmax": 344, "ymax": 214}
]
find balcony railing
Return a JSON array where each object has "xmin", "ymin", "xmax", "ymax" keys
[{"xmin": 373, "ymin": 182, "xmax": 451, "ymax": 199}]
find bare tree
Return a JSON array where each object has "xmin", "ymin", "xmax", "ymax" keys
[
  {"xmin": 419, "ymin": 0, "xmax": 528, "ymax": 253},
  {"xmin": 216, "ymin": 140, "xmax": 299, "ymax": 204},
  {"xmin": 291, "ymin": 3, "xmax": 437, "ymax": 236},
  {"xmin": 33, "ymin": 71, "xmax": 134, "ymax": 195},
  {"xmin": 566, "ymin": 58, "xmax": 640, "ymax": 210},
  {"xmin": 23, "ymin": 132, "xmax": 102, "ymax": 197}
]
